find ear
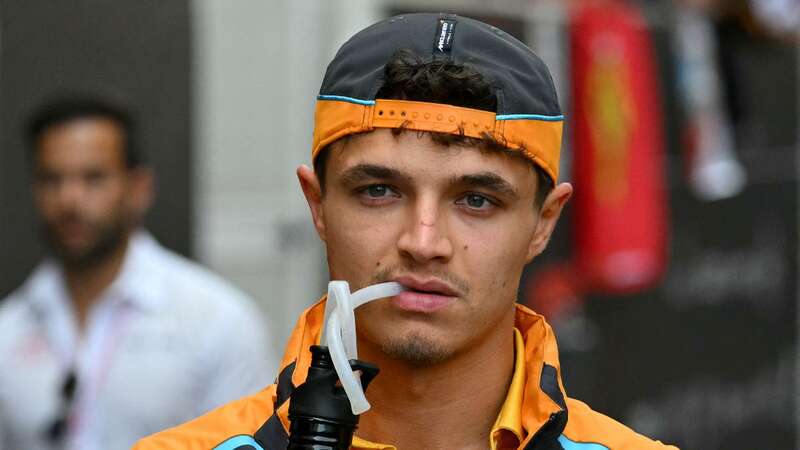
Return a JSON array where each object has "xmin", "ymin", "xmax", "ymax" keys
[
  {"xmin": 127, "ymin": 167, "xmax": 155, "ymax": 222},
  {"xmin": 526, "ymin": 182, "xmax": 573, "ymax": 261},
  {"xmin": 297, "ymin": 164, "xmax": 327, "ymax": 241}
]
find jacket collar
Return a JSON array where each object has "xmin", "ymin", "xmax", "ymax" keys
[
  {"xmin": 490, "ymin": 327, "xmax": 526, "ymax": 448},
  {"xmin": 513, "ymin": 303, "xmax": 569, "ymax": 447},
  {"xmin": 271, "ymin": 300, "xmax": 569, "ymax": 447}
]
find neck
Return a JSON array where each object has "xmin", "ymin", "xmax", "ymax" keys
[
  {"xmin": 64, "ymin": 234, "xmax": 131, "ymax": 333},
  {"xmin": 355, "ymin": 313, "xmax": 516, "ymax": 450}
]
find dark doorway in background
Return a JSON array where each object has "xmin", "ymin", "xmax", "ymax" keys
[{"xmin": 0, "ymin": 0, "xmax": 193, "ymax": 298}]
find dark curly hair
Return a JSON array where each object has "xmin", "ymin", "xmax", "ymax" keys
[
  {"xmin": 25, "ymin": 93, "xmax": 140, "ymax": 168},
  {"xmin": 316, "ymin": 49, "xmax": 553, "ymax": 206}
]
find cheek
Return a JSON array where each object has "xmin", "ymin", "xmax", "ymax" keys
[
  {"xmin": 85, "ymin": 191, "xmax": 109, "ymax": 211},
  {"xmin": 91, "ymin": 182, "xmax": 128, "ymax": 212},
  {"xmin": 33, "ymin": 190, "xmax": 80, "ymax": 223},
  {"xmin": 64, "ymin": 194, "xmax": 124, "ymax": 231},
  {"xmin": 456, "ymin": 220, "xmax": 532, "ymax": 292},
  {"xmin": 323, "ymin": 206, "xmax": 401, "ymax": 282}
]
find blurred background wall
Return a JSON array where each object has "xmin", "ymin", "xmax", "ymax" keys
[
  {"xmin": 0, "ymin": 1, "xmax": 798, "ymax": 448},
  {"xmin": 190, "ymin": 0, "xmax": 378, "ymax": 368}
]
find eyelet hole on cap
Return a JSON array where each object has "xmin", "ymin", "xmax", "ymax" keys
[
  {"xmin": 378, "ymin": 110, "xmax": 384, "ymax": 116},
  {"xmin": 389, "ymin": 110, "xmax": 395, "ymax": 116},
  {"xmin": 400, "ymin": 111, "xmax": 406, "ymax": 117},
  {"xmin": 424, "ymin": 113, "xmax": 430, "ymax": 119},
  {"xmin": 436, "ymin": 114, "xmax": 443, "ymax": 121},
  {"xmin": 412, "ymin": 112, "xmax": 419, "ymax": 118},
  {"xmin": 448, "ymin": 116, "xmax": 455, "ymax": 122}
]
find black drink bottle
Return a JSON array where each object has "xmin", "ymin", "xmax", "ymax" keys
[{"xmin": 287, "ymin": 345, "xmax": 379, "ymax": 450}]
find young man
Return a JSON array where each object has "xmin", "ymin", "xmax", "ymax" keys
[
  {"xmin": 134, "ymin": 14, "xmax": 678, "ymax": 450},
  {"xmin": 0, "ymin": 95, "xmax": 275, "ymax": 450}
]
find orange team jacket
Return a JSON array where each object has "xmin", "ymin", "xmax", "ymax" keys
[{"xmin": 133, "ymin": 300, "xmax": 679, "ymax": 450}]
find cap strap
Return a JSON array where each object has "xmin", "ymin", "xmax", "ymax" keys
[
  {"xmin": 313, "ymin": 97, "xmax": 562, "ymax": 182},
  {"xmin": 370, "ymin": 99, "xmax": 497, "ymax": 137}
]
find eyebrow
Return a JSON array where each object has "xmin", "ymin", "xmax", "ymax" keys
[
  {"xmin": 451, "ymin": 172, "xmax": 519, "ymax": 199},
  {"xmin": 338, "ymin": 163, "xmax": 412, "ymax": 185},
  {"xmin": 338, "ymin": 164, "xmax": 519, "ymax": 199}
]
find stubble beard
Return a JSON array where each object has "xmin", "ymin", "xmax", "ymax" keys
[
  {"xmin": 42, "ymin": 211, "xmax": 129, "ymax": 271},
  {"xmin": 377, "ymin": 332, "xmax": 453, "ymax": 367},
  {"xmin": 367, "ymin": 265, "xmax": 470, "ymax": 367}
]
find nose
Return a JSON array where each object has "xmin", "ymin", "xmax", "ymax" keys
[
  {"xmin": 55, "ymin": 177, "xmax": 87, "ymax": 208},
  {"xmin": 396, "ymin": 196, "xmax": 454, "ymax": 264}
]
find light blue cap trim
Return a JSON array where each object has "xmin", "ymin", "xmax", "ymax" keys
[
  {"xmin": 316, "ymin": 95, "xmax": 563, "ymax": 121},
  {"xmin": 557, "ymin": 434, "xmax": 610, "ymax": 450},
  {"xmin": 495, "ymin": 113, "xmax": 564, "ymax": 121},
  {"xmin": 316, "ymin": 94, "xmax": 376, "ymax": 105},
  {"xmin": 212, "ymin": 435, "xmax": 265, "ymax": 450}
]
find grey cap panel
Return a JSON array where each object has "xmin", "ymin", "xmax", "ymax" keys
[
  {"xmin": 319, "ymin": 14, "xmax": 438, "ymax": 101},
  {"xmin": 451, "ymin": 16, "xmax": 562, "ymax": 116},
  {"xmin": 319, "ymin": 13, "xmax": 561, "ymax": 117}
]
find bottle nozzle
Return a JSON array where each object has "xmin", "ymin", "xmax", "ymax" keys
[{"xmin": 320, "ymin": 281, "xmax": 404, "ymax": 414}]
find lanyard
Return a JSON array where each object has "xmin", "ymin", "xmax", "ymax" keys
[{"xmin": 66, "ymin": 299, "xmax": 135, "ymax": 450}]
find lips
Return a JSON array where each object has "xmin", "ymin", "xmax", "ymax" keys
[
  {"xmin": 53, "ymin": 221, "xmax": 91, "ymax": 243},
  {"xmin": 391, "ymin": 275, "xmax": 459, "ymax": 313}
]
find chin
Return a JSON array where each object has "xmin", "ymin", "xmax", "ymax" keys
[{"xmin": 378, "ymin": 332, "xmax": 454, "ymax": 367}]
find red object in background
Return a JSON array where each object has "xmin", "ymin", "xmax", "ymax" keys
[
  {"xmin": 524, "ymin": 263, "xmax": 584, "ymax": 321},
  {"xmin": 569, "ymin": 0, "xmax": 669, "ymax": 295}
]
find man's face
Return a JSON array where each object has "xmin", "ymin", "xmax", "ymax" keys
[
  {"xmin": 32, "ymin": 117, "xmax": 136, "ymax": 268},
  {"xmin": 300, "ymin": 129, "xmax": 570, "ymax": 365}
]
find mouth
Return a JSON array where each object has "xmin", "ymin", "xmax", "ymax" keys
[
  {"xmin": 51, "ymin": 221, "xmax": 91, "ymax": 243},
  {"xmin": 390, "ymin": 275, "xmax": 460, "ymax": 313}
]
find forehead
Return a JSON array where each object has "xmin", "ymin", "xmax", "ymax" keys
[
  {"xmin": 35, "ymin": 117, "xmax": 126, "ymax": 171},
  {"xmin": 327, "ymin": 129, "xmax": 536, "ymax": 189}
]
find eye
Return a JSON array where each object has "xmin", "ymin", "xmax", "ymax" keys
[
  {"xmin": 456, "ymin": 193, "xmax": 497, "ymax": 212},
  {"xmin": 357, "ymin": 184, "xmax": 400, "ymax": 204},
  {"xmin": 466, "ymin": 194, "xmax": 488, "ymax": 208},
  {"xmin": 365, "ymin": 184, "xmax": 391, "ymax": 198},
  {"xmin": 84, "ymin": 170, "xmax": 108, "ymax": 186}
]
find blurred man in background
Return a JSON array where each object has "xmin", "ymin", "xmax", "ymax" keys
[{"xmin": 0, "ymin": 95, "xmax": 275, "ymax": 450}]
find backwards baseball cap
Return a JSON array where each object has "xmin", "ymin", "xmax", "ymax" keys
[{"xmin": 312, "ymin": 13, "xmax": 564, "ymax": 183}]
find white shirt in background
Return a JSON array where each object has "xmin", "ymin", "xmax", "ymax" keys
[{"xmin": 0, "ymin": 231, "xmax": 277, "ymax": 450}]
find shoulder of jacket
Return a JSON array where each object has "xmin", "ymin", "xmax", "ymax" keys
[
  {"xmin": 132, "ymin": 384, "xmax": 278, "ymax": 450},
  {"xmin": 562, "ymin": 397, "xmax": 680, "ymax": 450}
]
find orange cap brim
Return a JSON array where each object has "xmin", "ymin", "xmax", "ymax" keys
[{"xmin": 312, "ymin": 98, "xmax": 563, "ymax": 182}]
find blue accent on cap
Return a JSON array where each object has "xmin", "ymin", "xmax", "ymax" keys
[
  {"xmin": 317, "ymin": 95, "xmax": 376, "ymax": 105},
  {"xmin": 495, "ymin": 113, "xmax": 564, "ymax": 121},
  {"xmin": 316, "ymin": 95, "xmax": 564, "ymax": 122},
  {"xmin": 557, "ymin": 435, "xmax": 610, "ymax": 450},
  {"xmin": 212, "ymin": 435, "xmax": 265, "ymax": 450}
]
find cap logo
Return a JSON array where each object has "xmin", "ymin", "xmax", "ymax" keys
[{"xmin": 433, "ymin": 18, "xmax": 457, "ymax": 54}]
